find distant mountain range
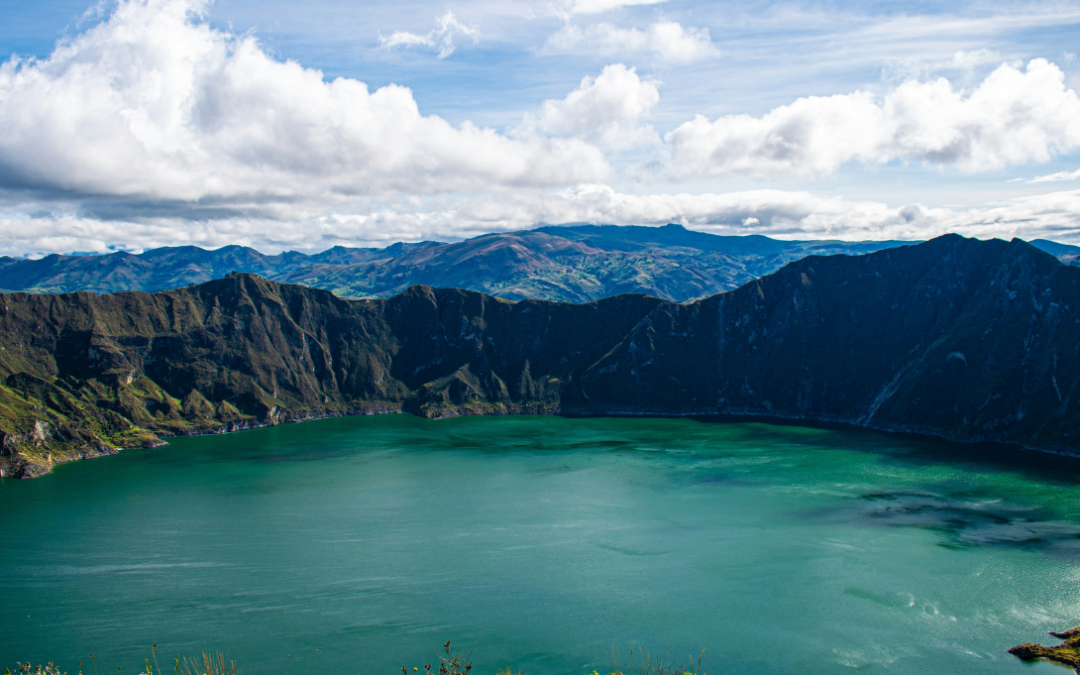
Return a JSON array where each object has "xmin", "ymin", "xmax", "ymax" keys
[
  {"xmin": 5, "ymin": 225, "xmax": 1076, "ymax": 303},
  {"xmin": 1, "ymin": 234, "xmax": 1077, "ymax": 478},
  {"xmin": 0, "ymin": 224, "xmax": 922, "ymax": 302}
]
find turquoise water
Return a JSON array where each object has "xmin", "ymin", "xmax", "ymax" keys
[{"xmin": 2, "ymin": 415, "xmax": 1080, "ymax": 675}]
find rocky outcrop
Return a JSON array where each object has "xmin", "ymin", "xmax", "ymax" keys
[
  {"xmin": 1010, "ymin": 626, "xmax": 1080, "ymax": 673},
  {"xmin": 0, "ymin": 235, "xmax": 1078, "ymax": 477}
]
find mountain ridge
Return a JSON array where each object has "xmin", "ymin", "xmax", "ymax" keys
[
  {"xmin": 0, "ymin": 234, "xmax": 1077, "ymax": 478},
  {"xmin": 0, "ymin": 224, "xmax": 916, "ymax": 301},
  {"xmin": 5, "ymin": 225, "xmax": 1075, "ymax": 305}
]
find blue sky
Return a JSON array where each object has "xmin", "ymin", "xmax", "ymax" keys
[{"xmin": 1, "ymin": 0, "xmax": 1080, "ymax": 254}]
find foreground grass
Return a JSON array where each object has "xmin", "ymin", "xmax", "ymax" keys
[
  {"xmin": 7, "ymin": 641, "xmax": 710, "ymax": 675},
  {"xmin": 17, "ymin": 625, "xmax": 1080, "ymax": 674},
  {"xmin": 6, "ymin": 646, "xmax": 239, "ymax": 675}
]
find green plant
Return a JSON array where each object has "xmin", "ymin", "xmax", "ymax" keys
[
  {"xmin": 6, "ymin": 663, "xmax": 64, "ymax": 675},
  {"xmin": 606, "ymin": 646, "xmax": 707, "ymax": 675},
  {"xmin": 402, "ymin": 640, "xmax": 472, "ymax": 675},
  {"xmin": 7, "ymin": 639, "xmax": 716, "ymax": 675},
  {"xmin": 180, "ymin": 654, "xmax": 237, "ymax": 675}
]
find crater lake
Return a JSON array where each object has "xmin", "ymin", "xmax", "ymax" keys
[{"xmin": 2, "ymin": 415, "xmax": 1078, "ymax": 675}]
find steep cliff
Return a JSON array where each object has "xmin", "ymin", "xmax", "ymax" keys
[
  {"xmin": 1, "ymin": 235, "xmax": 1076, "ymax": 478},
  {"xmin": 579, "ymin": 235, "xmax": 1080, "ymax": 452}
]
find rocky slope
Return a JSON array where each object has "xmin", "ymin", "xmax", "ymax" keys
[
  {"xmin": 0, "ymin": 225, "xmax": 909, "ymax": 302},
  {"xmin": 1, "ymin": 234, "xmax": 1077, "ymax": 478}
]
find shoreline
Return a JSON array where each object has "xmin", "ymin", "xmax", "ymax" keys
[
  {"xmin": 7, "ymin": 402, "xmax": 1079, "ymax": 481},
  {"xmin": 567, "ymin": 409, "xmax": 1080, "ymax": 463}
]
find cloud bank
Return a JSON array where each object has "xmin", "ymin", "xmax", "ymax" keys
[
  {"xmin": 1, "ymin": 0, "xmax": 1080, "ymax": 259},
  {"xmin": 668, "ymin": 59, "xmax": 1080, "ymax": 177},
  {"xmin": 5, "ymin": 185, "xmax": 1080, "ymax": 257},
  {"xmin": 0, "ymin": 0, "xmax": 608, "ymax": 206}
]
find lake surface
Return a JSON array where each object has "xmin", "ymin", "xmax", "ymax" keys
[{"xmin": 3, "ymin": 415, "xmax": 1080, "ymax": 675}]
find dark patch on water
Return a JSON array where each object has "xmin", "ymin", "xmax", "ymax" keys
[{"xmin": 855, "ymin": 489, "xmax": 1080, "ymax": 551}]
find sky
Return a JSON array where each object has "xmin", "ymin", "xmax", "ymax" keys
[{"xmin": 1, "ymin": 0, "xmax": 1080, "ymax": 255}]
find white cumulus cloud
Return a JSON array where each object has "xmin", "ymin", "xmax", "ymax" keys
[
  {"xmin": 380, "ymin": 11, "xmax": 480, "ymax": 59},
  {"xmin": 0, "ymin": 0, "xmax": 608, "ymax": 207},
  {"xmin": 519, "ymin": 64, "xmax": 660, "ymax": 150},
  {"xmin": 3, "ymin": 0, "xmax": 1080, "ymax": 260},
  {"xmin": 542, "ymin": 20, "xmax": 717, "ymax": 63},
  {"xmin": 667, "ymin": 59, "xmax": 1080, "ymax": 178}
]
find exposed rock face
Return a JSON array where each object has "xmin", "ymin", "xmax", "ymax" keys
[{"xmin": 0, "ymin": 234, "xmax": 1077, "ymax": 478}]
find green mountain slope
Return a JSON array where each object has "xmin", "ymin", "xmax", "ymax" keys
[
  {"xmin": 0, "ymin": 225, "xmax": 909, "ymax": 302},
  {"xmin": 1, "ymin": 235, "xmax": 1077, "ymax": 478},
  {"xmin": 0, "ymin": 242, "xmax": 437, "ymax": 296},
  {"xmin": 277, "ymin": 225, "xmax": 913, "ymax": 302}
]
